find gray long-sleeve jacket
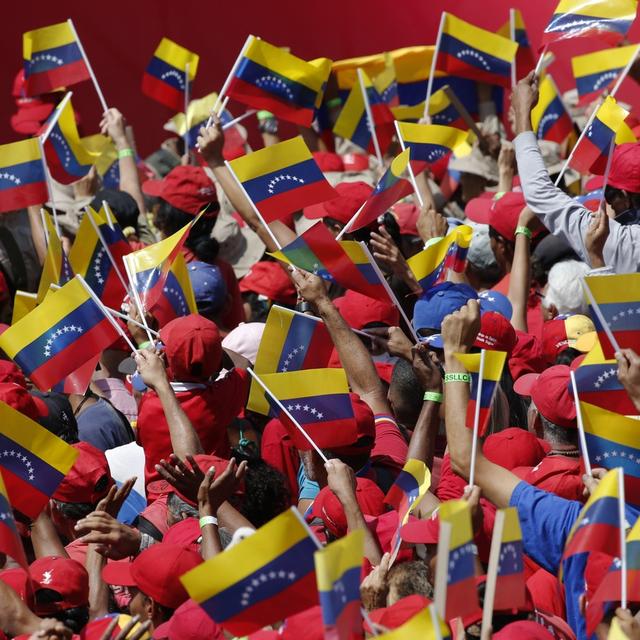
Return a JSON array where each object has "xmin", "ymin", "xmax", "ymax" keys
[{"xmin": 514, "ymin": 131, "xmax": 640, "ymax": 274}]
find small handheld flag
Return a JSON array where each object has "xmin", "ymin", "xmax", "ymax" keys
[
  {"xmin": 436, "ymin": 13, "xmax": 518, "ymax": 89},
  {"xmin": 142, "ymin": 38, "xmax": 199, "ymax": 112},
  {"xmin": 530, "ymin": 75, "xmax": 574, "ymax": 145},
  {"xmin": 375, "ymin": 605, "xmax": 450, "ymax": 639},
  {"xmin": 542, "ymin": 0, "xmax": 638, "ymax": 46},
  {"xmin": 37, "ymin": 211, "xmax": 74, "ymax": 303},
  {"xmin": 0, "ymin": 276, "xmax": 121, "ymax": 392},
  {"xmin": 180, "ymin": 507, "xmax": 319, "ymax": 636},
  {"xmin": 0, "ymin": 139, "xmax": 48, "ymax": 214},
  {"xmin": 227, "ymin": 136, "xmax": 337, "ymax": 225},
  {"xmin": 315, "ymin": 529, "xmax": 364, "ymax": 640},
  {"xmin": 12, "ymin": 290, "xmax": 38, "ymax": 325},
  {"xmin": 23, "ymin": 21, "xmax": 90, "ymax": 96},
  {"xmin": 499, "ymin": 10, "xmax": 536, "ymax": 81},
  {"xmin": 227, "ymin": 36, "xmax": 331, "ymax": 127},
  {"xmin": 434, "ymin": 499, "xmax": 480, "ymax": 621},
  {"xmin": 373, "ymin": 54, "xmax": 399, "ymax": 107},
  {"xmin": 0, "ymin": 400, "xmax": 79, "ymax": 518},
  {"xmin": 0, "ymin": 473, "xmax": 27, "ymax": 567}
]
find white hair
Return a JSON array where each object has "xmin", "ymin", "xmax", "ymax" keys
[{"xmin": 543, "ymin": 260, "xmax": 590, "ymax": 315}]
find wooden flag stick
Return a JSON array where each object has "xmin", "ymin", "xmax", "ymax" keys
[
  {"xmin": 442, "ymin": 86, "xmax": 484, "ymax": 140},
  {"xmin": 184, "ymin": 62, "xmax": 191, "ymax": 154},
  {"xmin": 610, "ymin": 44, "xmax": 640, "ymax": 99},
  {"xmin": 468, "ymin": 349, "xmax": 486, "ymax": 488},
  {"xmin": 424, "ymin": 12, "xmax": 446, "ymax": 122},
  {"xmin": 335, "ymin": 202, "xmax": 366, "ymax": 240},
  {"xmin": 67, "ymin": 19, "xmax": 108, "ymax": 113},
  {"xmin": 248, "ymin": 369, "xmax": 329, "ymax": 462},
  {"xmin": 394, "ymin": 120, "xmax": 425, "ymax": 209},
  {"xmin": 509, "ymin": 9, "xmax": 517, "ymax": 89},
  {"xmin": 619, "ymin": 468, "xmax": 628, "ymax": 609},
  {"xmin": 581, "ymin": 277, "xmax": 621, "ymax": 354},
  {"xmin": 122, "ymin": 256, "xmax": 155, "ymax": 344},
  {"xmin": 570, "ymin": 370, "xmax": 592, "ymax": 477},
  {"xmin": 429, "ymin": 604, "xmax": 444, "ymax": 640},
  {"xmin": 357, "ymin": 68, "xmax": 383, "ymax": 166},
  {"xmin": 39, "ymin": 91, "xmax": 72, "ymax": 142},
  {"xmin": 481, "ymin": 508, "xmax": 506, "ymax": 637},
  {"xmin": 222, "ymin": 109, "xmax": 256, "ymax": 131},
  {"xmin": 433, "ymin": 520, "xmax": 452, "ymax": 619},
  {"xmin": 103, "ymin": 305, "xmax": 159, "ymax": 337}
]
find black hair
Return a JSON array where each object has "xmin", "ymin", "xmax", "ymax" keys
[
  {"xmin": 390, "ymin": 359, "xmax": 425, "ymax": 429},
  {"xmin": 51, "ymin": 499, "xmax": 96, "ymax": 522},
  {"xmin": 540, "ymin": 415, "xmax": 579, "ymax": 447},
  {"xmin": 154, "ymin": 199, "xmax": 220, "ymax": 263},
  {"xmin": 241, "ymin": 291, "xmax": 272, "ymax": 323},
  {"xmin": 90, "ymin": 189, "xmax": 139, "ymax": 230},
  {"xmin": 167, "ymin": 492, "xmax": 198, "ymax": 519},
  {"xmin": 499, "ymin": 364, "xmax": 528, "ymax": 430},
  {"xmin": 555, "ymin": 347, "xmax": 583, "ymax": 366},
  {"xmin": 240, "ymin": 460, "xmax": 291, "ymax": 527},
  {"xmin": 35, "ymin": 590, "xmax": 89, "ymax": 634}
]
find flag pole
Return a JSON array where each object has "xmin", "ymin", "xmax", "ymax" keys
[
  {"xmin": 184, "ymin": 63, "xmax": 190, "ymax": 155},
  {"xmin": 424, "ymin": 12, "xmax": 446, "ymax": 122},
  {"xmin": 357, "ymin": 68, "xmax": 383, "ymax": 166},
  {"xmin": 290, "ymin": 505, "xmax": 323, "ymax": 549},
  {"xmin": 619, "ymin": 468, "xmax": 628, "ymax": 609},
  {"xmin": 468, "ymin": 348, "xmax": 486, "ymax": 488},
  {"xmin": 609, "ymin": 44, "xmax": 640, "ymax": 99},
  {"xmin": 75, "ymin": 275, "xmax": 138, "ymax": 353},
  {"xmin": 533, "ymin": 45, "xmax": 549, "ymax": 77},
  {"xmin": 247, "ymin": 369, "xmax": 329, "ymax": 462},
  {"xmin": 104, "ymin": 305, "xmax": 159, "ymax": 337},
  {"xmin": 554, "ymin": 100, "xmax": 602, "ymax": 186},
  {"xmin": 335, "ymin": 203, "xmax": 366, "ymax": 240},
  {"xmin": 222, "ymin": 109, "xmax": 257, "ymax": 131},
  {"xmin": 274, "ymin": 304, "xmax": 373, "ymax": 340},
  {"xmin": 581, "ymin": 277, "xmax": 622, "ymax": 354},
  {"xmin": 217, "ymin": 96, "xmax": 230, "ymax": 116},
  {"xmin": 39, "ymin": 208, "xmax": 63, "ymax": 287},
  {"xmin": 570, "ymin": 371, "xmax": 592, "ymax": 477},
  {"xmin": 481, "ymin": 508, "xmax": 506, "ymax": 638},
  {"xmin": 358, "ymin": 242, "xmax": 420, "ymax": 343},
  {"xmin": 597, "ymin": 138, "xmax": 617, "ymax": 212},
  {"xmin": 429, "ymin": 604, "xmax": 444, "ymax": 640},
  {"xmin": 394, "ymin": 120, "xmax": 425, "ymax": 208},
  {"xmin": 37, "ymin": 139, "xmax": 61, "ymax": 238},
  {"xmin": 39, "ymin": 91, "xmax": 72, "ymax": 143},
  {"xmin": 67, "ymin": 19, "xmax": 108, "ymax": 113},
  {"xmin": 509, "ymin": 9, "xmax": 517, "ymax": 89},
  {"xmin": 122, "ymin": 256, "xmax": 155, "ymax": 344},
  {"xmin": 433, "ymin": 520, "xmax": 452, "ymax": 619},
  {"xmin": 223, "ymin": 160, "xmax": 283, "ymax": 251}
]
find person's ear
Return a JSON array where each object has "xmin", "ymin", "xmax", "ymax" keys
[
  {"xmin": 579, "ymin": 593, "xmax": 587, "ymax": 616},
  {"xmin": 148, "ymin": 596, "xmax": 160, "ymax": 621}
]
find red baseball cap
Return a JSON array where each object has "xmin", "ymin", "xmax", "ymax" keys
[
  {"xmin": 312, "ymin": 151, "xmax": 344, "ymax": 173},
  {"xmin": 309, "ymin": 477, "xmax": 386, "ymax": 537},
  {"xmin": 493, "ymin": 621, "xmax": 554, "ymax": 639},
  {"xmin": 155, "ymin": 598, "xmax": 226, "ymax": 640},
  {"xmin": 52, "ymin": 441, "xmax": 114, "ymax": 505},
  {"xmin": 239, "ymin": 261, "xmax": 297, "ymax": 305},
  {"xmin": 303, "ymin": 181, "xmax": 373, "ymax": 224},
  {"xmin": 0, "ymin": 568, "xmax": 35, "ymax": 608},
  {"xmin": 162, "ymin": 518, "xmax": 202, "ymax": 553},
  {"xmin": 160, "ymin": 314, "xmax": 222, "ymax": 382},
  {"xmin": 392, "ymin": 203, "xmax": 420, "ymax": 236},
  {"xmin": 541, "ymin": 315, "xmax": 595, "ymax": 364},
  {"xmin": 281, "ymin": 605, "xmax": 324, "ymax": 640},
  {"xmin": 367, "ymin": 595, "xmax": 431, "ymax": 631},
  {"xmin": 474, "ymin": 311, "xmax": 517, "ymax": 354},
  {"xmin": 466, "ymin": 192, "xmax": 532, "ymax": 241},
  {"xmin": 102, "ymin": 543, "xmax": 201, "ymax": 609},
  {"xmin": 30, "ymin": 556, "xmax": 89, "ymax": 614},
  {"xmin": 0, "ymin": 383, "xmax": 48, "ymax": 421},
  {"xmin": 509, "ymin": 330, "xmax": 547, "ymax": 380},
  {"xmin": 514, "ymin": 365, "xmax": 576, "ymax": 428},
  {"xmin": 333, "ymin": 289, "xmax": 400, "ymax": 329},
  {"xmin": 464, "ymin": 191, "xmax": 495, "ymax": 224},
  {"xmin": 608, "ymin": 143, "xmax": 640, "ymax": 193},
  {"xmin": 142, "ymin": 166, "xmax": 218, "ymax": 215},
  {"xmin": 400, "ymin": 512, "xmax": 440, "ymax": 544},
  {"xmin": 482, "ymin": 427, "xmax": 546, "ymax": 470},
  {"xmin": 80, "ymin": 614, "xmax": 151, "ymax": 640},
  {"xmin": 513, "ymin": 457, "xmax": 583, "ymax": 501},
  {"xmin": 342, "ymin": 153, "xmax": 370, "ymax": 172},
  {"xmin": 330, "ymin": 393, "xmax": 376, "ymax": 456},
  {"xmin": 0, "ymin": 362, "xmax": 27, "ymax": 387}
]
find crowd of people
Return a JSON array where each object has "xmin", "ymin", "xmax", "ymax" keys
[{"xmin": 3, "ymin": 12, "xmax": 640, "ymax": 640}]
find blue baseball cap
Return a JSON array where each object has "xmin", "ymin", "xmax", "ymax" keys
[
  {"xmin": 478, "ymin": 290, "xmax": 513, "ymax": 320},
  {"xmin": 187, "ymin": 261, "xmax": 227, "ymax": 316},
  {"xmin": 412, "ymin": 282, "xmax": 479, "ymax": 332}
]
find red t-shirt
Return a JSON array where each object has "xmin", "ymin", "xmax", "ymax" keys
[
  {"xmin": 137, "ymin": 368, "xmax": 249, "ymax": 488},
  {"xmin": 493, "ymin": 273, "xmax": 544, "ymax": 339}
]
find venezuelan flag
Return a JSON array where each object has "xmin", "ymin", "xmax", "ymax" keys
[
  {"xmin": 392, "ymin": 87, "xmax": 466, "ymax": 129},
  {"xmin": 22, "ymin": 21, "xmax": 89, "ymax": 96},
  {"xmin": 315, "ymin": 530, "xmax": 364, "ymax": 640},
  {"xmin": 39, "ymin": 94, "xmax": 98, "ymax": 185},
  {"xmin": 69, "ymin": 207, "xmax": 131, "ymax": 309},
  {"xmin": 251, "ymin": 368, "xmax": 358, "ymax": 450},
  {"xmin": 392, "ymin": 46, "xmax": 440, "ymax": 107},
  {"xmin": 386, "ymin": 459, "xmax": 431, "ymax": 552},
  {"xmin": 80, "ymin": 134, "xmax": 121, "ymax": 189},
  {"xmin": 37, "ymin": 212, "xmax": 74, "ymax": 303},
  {"xmin": 492, "ymin": 507, "xmax": 526, "ymax": 611},
  {"xmin": 51, "ymin": 355, "xmax": 101, "ymax": 396},
  {"xmin": 499, "ymin": 9, "xmax": 536, "ymax": 80},
  {"xmin": 333, "ymin": 70, "xmax": 395, "ymax": 156},
  {"xmin": 12, "ymin": 290, "xmax": 37, "ymax": 325},
  {"xmin": 123, "ymin": 217, "xmax": 198, "ymax": 311},
  {"xmin": 396, "ymin": 121, "xmax": 472, "ymax": 173},
  {"xmin": 530, "ymin": 75, "xmax": 574, "ymax": 145},
  {"xmin": 437, "ymin": 499, "xmax": 480, "ymax": 621},
  {"xmin": 408, "ymin": 225, "xmax": 472, "ymax": 291},
  {"xmin": 562, "ymin": 467, "xmax": 622, "ymax": 562},
  {"xmin": 583, "ymin": 272, "xmax": 640, "ymax": 359},
  {"xmin": 373, "ymin": 54, "xmax": 399, "ymax": 107},
  {"xmin": 0, "ymin": 139, "xmax": 48, "ymax": 214},
  {"xmin": 572, "ymin": 45, "xmax": 638, "ymax": 103},
  {"xmin": 376, "ymin": 606, "xmax": 450, "ymax": 640},
  {"xmin": 581, "ymin": 403, "xmax": 640, "ymax": 503},
  {"xmin": 542, "ymin": 0, "xmax": 638, "ymax": 46},
  {"xmin": 0, "ymin": 400, "xmax": 79, "ymax": 519},
  {"xmin": 570, "ymin": 96, "xmax": 632, "ymax": 175},
  {"xmin": 0, "ymin": 473, "xmax": 27, "ymax": 567},
  {"xmin": 436, "ymin": 13, "xmax": 518, "ymax": 88},
  {"xmin": 228, "ymin": 36, "xmax": 331, "ymax": 127},
  {"xmin": 455, "ymin": 350, "xmax": 507, "ymax": 437},
  {"xmin": 332, "ymin": 52, "xmax": 387, "ymax": 96},
  {"xmin": 180, "ymin": 507, "xmax": 318, "ymax": 636},
  {"xmin": 142, "ymin": 38, "xmax": 199, "ymax": 112},
  {"xmin": 228, "ymin": 136, "xmax": 337, "ymax": 224},
  {"xmin": 347, "ymin": 149, "xmax": 413, "ymax": 233},
  {"xmin": 576, "ymin": 187, "xmax": 605, "ymax": 211},
  {"xmin": 0, "ymin": 276, "xmax": 119, "ymax": 392}
]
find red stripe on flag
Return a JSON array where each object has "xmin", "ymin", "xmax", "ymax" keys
[
  {"xmin": 0, "ymin": 182, "xmax": 49, "ymax": 214},
  {"xmin": 280, "ymin": 412, "xmax": 359, "ymax": 450},
  {"xmin": 570, "ymin": 136, "xmax": 609, "ymax": 175},
  {"xmin": 437, "ymin": 53, "xmax": 511, "ymax": 88},
  {"xmin": 25, "ymin": 60, "xmax": 90, "ymax": 96},
  {"xmin": 494, "ymin": 571, "xmax": 526, "ymax": 611},
  {"xmin": 333, "ymin": 599, "xmax": 363, "ymax": 639},
  {"xmin": 29, "ymin": 317, "xmax": 118, "ymax": 391},
  {"xmin": 258, "ymin": 181, "xmax": 336, "ymax": 224},
  {"xmin": 598, "ymin": 329, "xmax": 640, "ymax": 360},
  {"xmin": 545, "ymin": 117, "xmax": 574, "ymax": 145},
  {"xmin": 227, "ymin": 77, "xmax": 315, "ymax": 127},
  {"xmin": 564, "ymin": 522, "xmax": 620, "ymax": 559},
  {"xmin": 0, "ymin": 466, "xmax": 52, "ymax": 520},
  {"xmin": 141, "ymin": 73, "xmax": 184, "ymax": 112},
  {"xmin": 43, "ymin": 139, "xmax": 82, "ymax": 186},
  {"xmin": 446, "ymin": 575, "xmax": 480, "ymax": 621}
]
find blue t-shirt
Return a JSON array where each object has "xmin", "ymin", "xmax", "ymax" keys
[
  {"xmin": 77, "ymin": 398, "xmax": 134, "ymax": 452},
  {"xmin": 510, "ymin": 481, "xmax": 640, "ymax": 640},
  {"xmin": 297, "ymin": 463, "xmax": 320, "ymax": 501}
]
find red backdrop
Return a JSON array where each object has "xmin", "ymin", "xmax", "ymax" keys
[{"xmin": 3, "ymin": 0, "xmax": 640, "ymax": 155}]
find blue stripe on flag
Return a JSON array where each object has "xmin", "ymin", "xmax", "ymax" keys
[
  {"xmin": 439, "ymin": 33, "xmax": 511, "ymax": 79},
  {"xmin": 146, "ymin": 57, "xmax": 187, "ymax": 91},
  {"xmin": 0, "ymin": 433, "xmax": 66, "ymax": 490},
  {"xmin": 0, "ymin": 159, "xmax": 46, "ymax": 191},
  {"xmin": 318, "ymin": 565, "xmax": 361, "ymax": 626},
  {"xmin": 25, "ymin": 42, "xmax": 84, "ymax": 75},
  {"xmin": 277, "ymin": 316, "xmax": 319, "ymax": 372}
]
